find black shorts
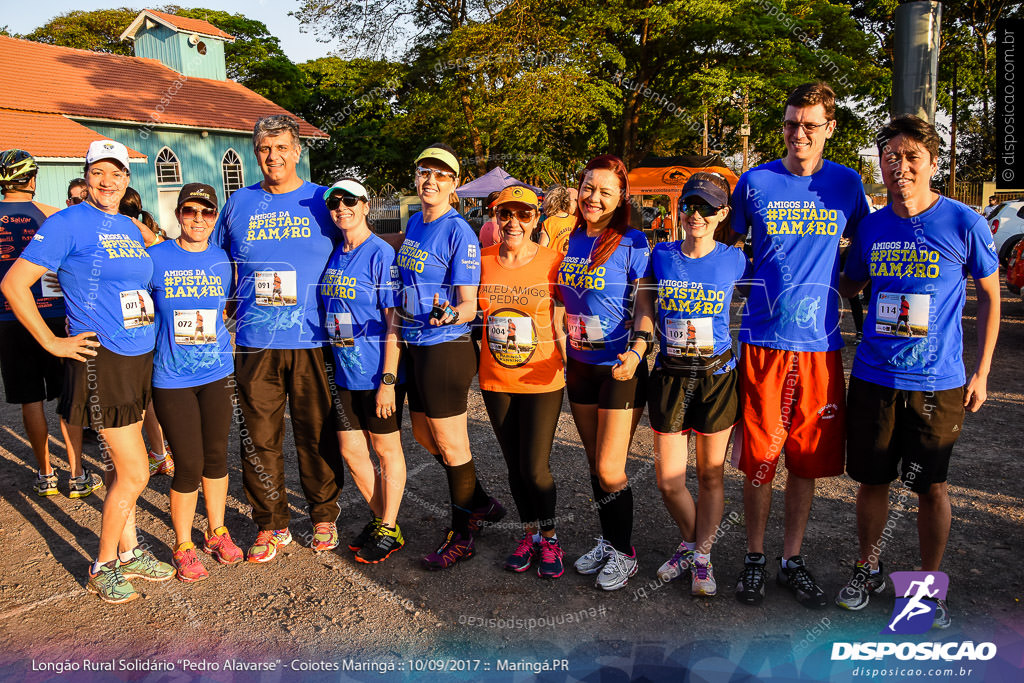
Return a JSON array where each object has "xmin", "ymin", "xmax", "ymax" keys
[
  {"xmin": 0, "ymin": 318, "xmax": 65, "ymax": 404},
  {"xmin": 59, "ymin": 346, "xmax": 153, "ymax": 429},
  {"xmin": 565, "ymin": 356, "xmax": 648, "ymax": 410},
  {"xmin": 335, "ymin": 386, "xmax": 406, "ymax": 435},
  {"xmin": 846, "ymin": 376, "xmax": 965, "ymax": 494},
  {"xmin": 405, "ymin": 335, "xmax": 478, "ymax": 418},
  {"xmin": 647, "ymin": 365, "xmax": 739, "ymax": 434}
]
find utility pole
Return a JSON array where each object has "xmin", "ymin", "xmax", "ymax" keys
[
  {"xmin": 740, "ymin": 89, "xmax": 750, "ymax": 172},
  {"xmin": 948, "ymin": 62, "xmax": 958, "ymax": 197},
  {"xmin": 702, "ymin": 99, "xmax": 709, "ymax": 156}
]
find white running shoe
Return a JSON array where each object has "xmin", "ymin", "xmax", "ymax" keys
[
  {"xmin": 657, "ymin": 542, "xmax": 694, "ymax": 582},
  {"xmin": 691, "ymin": 559, "xmax": 717, "ymax": 596},
  {"xmin": 574, "ymin": 536, "xmax": 614, "ymax": 575},
  {"xmin": 595, "ymin": 547, "xmax": 638, "ymax": 591}
]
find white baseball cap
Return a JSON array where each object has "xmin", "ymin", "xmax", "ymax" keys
[
  {"xmin": 323, "ymin": 178, "xmax": 369, "ymax": 201},
  {"xmin": 85, "ymin": 140, "xmax": 130, "ymax": 170}
]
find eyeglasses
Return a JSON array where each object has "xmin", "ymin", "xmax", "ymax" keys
[
  {"xmin": 69, "ymin": 196, "xmax": 84, "ymax": 205},
  {"xmin": 680, "ymin": 203, "xmax": 722, "ymax": 218},
  {"xmin": 415, "ymin": 166, "xmax": 457, "ymax": 182},
  {"xmin": 783, "ymin": 120, "xmax": 831, "ymax": 133},
  {"xmin": 326, "ymin": 194, "xmax": 362, "ymax": 210},
  {"xmin": 180, "ymin": 206, "xmax": 217, "ymax": 221},
  {"xmin": 496, "ymin": 208, "xmax": 537, "ymax": 222}
]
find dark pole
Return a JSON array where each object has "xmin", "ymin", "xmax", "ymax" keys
[{"xmin": 949, "ymin": 62, "xmax": 958, "ymax": 197}]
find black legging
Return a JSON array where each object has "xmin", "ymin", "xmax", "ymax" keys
[
  {"xmin": 481, "ymin": 388, "xmax": 563, "ymax": 531},
  {"xmin": 152, "ymin": 376, "xmax": 234, "ymax": 494}
]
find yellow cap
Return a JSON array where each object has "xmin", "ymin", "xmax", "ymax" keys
[{"xmin": 414, "ymin": 147, "xmax": 460, "ymax": 176}]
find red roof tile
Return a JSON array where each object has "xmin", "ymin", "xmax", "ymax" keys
[
  {"xmin": 0, "ymin": 36, "xmax": 326, "ymax": 139},
  {"xmin": 0, "ymin": 109, "xmax": 147, "ymax": 160},
  {"xmin": 141, "ymin": 10, "xmax": 234, "ymax": 41}
]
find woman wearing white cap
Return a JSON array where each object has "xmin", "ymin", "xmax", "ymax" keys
[
  {"xmin": 478, "ymin": 185, "xmax": 568, "ymax": 579},
  {"xmin": 149, "ymin": 183, "xmax": 242, "ymax": 582},
  {"xmin": 647, "ymin": 172, "xmax": 748, "ymax": 597},
  {"xmin": 319, "ymin": 178, "xmax": 407, "ymax": 564},
  {"xmin": 1, "ymin": 139, "xmax": 174, "ymax": 603},
  {"xmin": 395, "ymin": 143, "xmax": 504, "ymax": 570}
]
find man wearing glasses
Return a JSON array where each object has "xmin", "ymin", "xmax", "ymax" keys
[
  {"xmin": 214, "ymin": 114, "xmax": 343, "ymax": 564},
  {"xmin": 728, "ymin": 82, "xmax": 870, "ymax": 609}
]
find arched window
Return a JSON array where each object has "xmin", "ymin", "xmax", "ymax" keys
[
  {"xmin": 222, "ymin": 149, "xmax": 244, "ymax": 197},
  {"xmin": 155, "ymin": 147, "xmax": 181, "ymax": 185}
]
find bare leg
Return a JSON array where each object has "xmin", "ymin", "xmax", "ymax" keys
[
  {"xmin": 201, "ymin": 475, "xmax": 229, "ymax": 531},
  {"xmin": 855, "ymin": 483, "xmax": 890, "ymax": 570},
  {"xmin": 21, "ymin": 401, "xmax": 50, "ymax": 474},
  {"xmin": 96, "ymin": 423, "xmax": 149, "ymax": 563},
  {"xmin": 369, "ymin": 431, "xmax": 405, "ymax": 528},
  {"xmin": 917, "ymin": 482, "xmax": 951, "ymax": 572},
  {"xmin": 169, "ymin": 489, "xmax": 199, "ymax": 547},
  {"xmin": 425, "ymin": 413, "xmax": 472, "ymax": 467},
  {"xmin": 410, "ymin": 411, "xmax": 439, "ymax": 456},
  {"xmin": 694, "ymin": 429, "xmax": 730, "ymax": 555},
  {"xmin": 60, "ymin": 419, "xmax": 86, "ymax": 478},
  {"xmin": 339, "ymin": 430, "xmax": 379, "ymax": 514},
  {"xmin": 743, "ymin": 477, "xmax": 772, "ymax": 555},
  {"xmin": 142, "ymin": 401, "xmax": 165, "ymax": 457},
  {"xmin": 782, "ymin": 473, "xmax": 815, "ymax": 559},
  {"xmin": 654, "ymin": 431, "xmax": 695, "ymax": 541}
]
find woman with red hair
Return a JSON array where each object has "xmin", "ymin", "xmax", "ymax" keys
[{"xmin": 556, "ymin": 154, "xmax": 654, "ymax": 591}]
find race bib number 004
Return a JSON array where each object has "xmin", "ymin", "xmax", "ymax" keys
[
  {"xmin": 254, "ymin": 270, "xmax": 297, "ymax": 307},
  {"xmin": 875, "ymin": 291, "xmax": 929, "ymax": 338},
  {"xmin": 174, "ymin": 309, "xmax": 216, "ymax": 345},
  {"xmin": 487, "ymin": 311, "xmax": 537, "ymax": 368},
  {"xmin": 120, "ymin": 289, "xmax": 153, "ymax": 329}
]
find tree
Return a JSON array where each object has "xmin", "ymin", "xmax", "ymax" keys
[{"xmin": 23, "ymin": 8, "xmax": 137, "ymax": 54}]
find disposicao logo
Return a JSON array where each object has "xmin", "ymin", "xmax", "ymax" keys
[{"xmin": 884, "ymin": 571, "xmax": 948, "ymax": 635}]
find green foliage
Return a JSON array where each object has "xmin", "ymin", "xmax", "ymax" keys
[{"xmin": 23, "ymin": 8, "xmax": 138, "ymax": 54}]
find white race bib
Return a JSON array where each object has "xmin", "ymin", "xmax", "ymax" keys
[
  {"xmin": 254, "ymin": 270, "xmax": 297, "ymax": 306},
  {"xmin": 875, "ymin": 291, "xmax": 929, "ymax": 338},
  {"xmin": 567, "ymin": 313, "xmax": 604, "ymax": 350},
  {"xmin": 665, "ymin": 317, "xmax": 714, "ymax": 357},
  {"xmin": 120, "ymin": 290, "xmax": 153, "ymax": 329},
  {"xmin": 487, "ymin": 313, "xmax": 537, "ymax": 368},
  {"xmin": 328, "ymin": 312, "xmax": 354, "ymax": 348},
  {"xmin": 174, "ymin": 309, "xmax": 216, "ymax": 345}
]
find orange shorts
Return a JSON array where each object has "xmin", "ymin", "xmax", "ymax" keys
[{"xmin": 732, "ymin": 343, "xmax": 846, "ymax": 483}]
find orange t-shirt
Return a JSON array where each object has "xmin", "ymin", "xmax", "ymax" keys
[
  {"xmin": 478, "ymin": 244, "xmax": 565, "ymax": 393},
  {"xmin": 542, "ymin": 214, "xmax": 576, "ymax": 255}
]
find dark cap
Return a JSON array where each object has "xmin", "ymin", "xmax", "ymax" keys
[
  {"xmin": 176, "ymin": 183, "xmax": 218, "ymax": 210},
  {"xmin": 679, "ymin": 175, "xmax": 729, "ymax": 209}
]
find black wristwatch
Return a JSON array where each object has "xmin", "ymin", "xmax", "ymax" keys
[
  {"xmin": 381, "ymin": 372, "xmax": 397, "ymax": 386},
  {"xmin": 630, "ymin": 330, "xmax": 653, "ymax": 344}
]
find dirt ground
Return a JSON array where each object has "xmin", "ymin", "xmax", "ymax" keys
[{"xmin": 0, "ymin": 280, "xmax": 1022, "ymax": 682}]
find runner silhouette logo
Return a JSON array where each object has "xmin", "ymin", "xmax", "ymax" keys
[{"xmin": 883, "ymin": 571, "xmax": 949, "ymax": 635}]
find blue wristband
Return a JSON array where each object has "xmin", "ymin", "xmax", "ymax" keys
[{"xmin": 628, "ymin": 348, "xmax": 642, "ymax": 363}]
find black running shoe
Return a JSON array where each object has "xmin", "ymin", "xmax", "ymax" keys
[
  {"xmin": 467, "ymin": 497, "xmax": 506, "ymax": 535},
  {"xmin": 355, "ymin": 525, "xmax": 404, "ymax": 564},
  {"xmin": 735, "ymin": 553, "xmax": 767, "ymax": 605},
  {"xmin": 777, "ymin": 555, "xmax": 828, "ymax": 609},
  {"xmin": 348, "ymin": 517, "xmax": 381, "ymax": 552}
]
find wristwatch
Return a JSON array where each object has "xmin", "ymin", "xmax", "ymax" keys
[{"xmin": 381, "ymin": 372, "xmax": 397, "ymax": 386}]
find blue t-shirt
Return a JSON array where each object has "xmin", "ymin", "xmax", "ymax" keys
[
  {"xmin": 557, "ymin": 227, "xmax": 652, "ymax": 365},
  {"xmin": 396, "ymin": 208, "xmax": 480, "ymax": 345},
  {"xmin": 732, "ymin": 159, "xmax": 869, "ymax": 351},
  {"xmin": 148, "ymin": 240, "xmax": 233, "ymax": 389},
  {"xmin": 844, "ymin": 196, "xmax": 999, "ymax": 391},
  {"xmin": 319, "ymin": 234, "xmax": 401, "ymax": 390},
  {"xmin": 20, "ymin": 202, "xmax": 154, "ymax": 356},
  {"xmin": 0, "ymin": 201, "xmax": 66, "ymax": 322},
  {"xmin": 652, "ymin": 241, "xmax": 749, "ymax": 374},
  {"xmin": 214, "ymin": 181, "xmax": 338, "ymax": 349}
]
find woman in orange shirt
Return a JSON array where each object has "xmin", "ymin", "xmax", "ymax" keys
[{"xmin": 478, "ymin": 185, "xmax": 568, "ymax": 579}]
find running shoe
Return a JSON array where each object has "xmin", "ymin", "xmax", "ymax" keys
[
  {"xmin": 348, "ymin": 517, "xmax": 381, "ymax": 552},
  {"xmin": 148, "ymin": 450, "xmax": 175, "ymax": 476},
  {"xmin": 835, "ymin": 561, "xmax": 885, "ymax": 610},
  {"xmin": 421, "ymin": 530, "xmax": 475, "ymax": 570},
  {"xmin": 777, "ymin": 555, "xmax": 828, "ymax": 609},
  {"xmin": 928, "ymin": 597, "xmax": 951, "ymax": 629},
  {"xmin": 355, "ymin": 524, "xmax": 405, "ymax": 564},
  {"xmin": 504, "ymin": 534, "xmax": 537, "ymax": 573},
  {"xmin": 657, "ymin": 542, "xmax": 695, "ymax": 582},
  {"xmin": 33, "ymin": 471, "xmax": 58, "ymax": 497},
  {"xmin": 68, "ymin": 469, "xmax": 103, "ymax": 499},
  {"xmin": 595, "ymin": 547, "xmax": 638, "ymax": 591},
  {"xmin": 203, "ymin": 526, "xmax": 243, "ymax": 565},
  {"xmin": 172, "ymin": 542, "xmax": 209, "ymax": 583},
  {"xmin": 311, "ymin": 522, "xmax": 339, "ymax": 552},
  {"xmin": 536, "ymin": 537, "xmax": 565, "ymax": 579},
  {"xmin": 247, "ymin": 528, "xmax": 292, "ymax": 563},
  {"xmin": 467, "ymin": 497, "xmax": 506, "ymax": 535},
  {"xmin": 87, "ymin": 560, "xmax": 138, "ymax": 604},
  {"xmin": 691, "ymin": 559, "xmax": 717, "ymax": 596},
  {"xmin": 735, "ymin": 552, "xmax": 768, "ymax": 605},
  {"xmin": 120, "ymin": 547, "xmax": 175, "ymax": 582},
  {"xmin": 574, "ymin": 536, "xmax": 615, "ymax": 575}
]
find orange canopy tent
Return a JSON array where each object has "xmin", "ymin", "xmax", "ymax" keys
[{"xmin": 627, "ymin": 154, "xmax": 740, "ymax": 241}]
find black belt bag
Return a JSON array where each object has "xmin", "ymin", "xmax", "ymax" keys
[{"xmin": 661, "ymin": 349, "xmax": 734, "ymax": 378}]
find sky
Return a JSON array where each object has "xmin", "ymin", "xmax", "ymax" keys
[{"xmin": 4, "ymin": 0, "xmax": 332, "ymax": 63}]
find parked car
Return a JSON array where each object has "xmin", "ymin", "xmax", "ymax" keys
[
  {"xmin": 464, "ymin": 205, "xmax": 486, "ymax": 232},
  {"xmin": 986, "ymin": 200, "xmax": 1024, "ymax": 266},
  {"xmin": 1006, "ymin": 236, "xmax": 1024, "ymax": 300}
]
